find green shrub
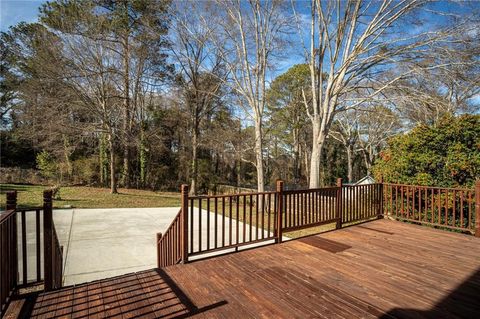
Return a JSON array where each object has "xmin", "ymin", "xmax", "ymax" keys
[
  {"xmin": 373, "ymin": 114, "xmax": 480, "ymax": 188},
  {"xmin": 36, "ymin": 151, "xmax": 59, "ymax": 180}
]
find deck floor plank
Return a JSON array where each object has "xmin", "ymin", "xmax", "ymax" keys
[{"xmin": 7, "ymin": 219, "xmax": 480, "ymax": 318}]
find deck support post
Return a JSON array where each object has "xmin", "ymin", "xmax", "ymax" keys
[
  {"xmin": 43, "ymin": 190, "xmax": 53, "ymax": 292},
  {"xmin": 475, "ymin": 180, "xmax": 480, "ymax": 237},
  {"xmin": 336, "ymin": 178, "xmax": 343, "ymax": 229},
  {"xmin": 181, "ymin": 184, "xmax": 189, "ymax": 263},
  {"xmin": 276, "ymin": 180, "xmax": 284, "ymax": 243}
]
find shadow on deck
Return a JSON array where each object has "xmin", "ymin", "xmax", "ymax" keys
[
  {"xmin": 381, "ymin": 267, "xmax": 480, "ymax": 318},
  {"xmin": 7, "ymin": 268, "xmax": 226, "ymax": 318}
]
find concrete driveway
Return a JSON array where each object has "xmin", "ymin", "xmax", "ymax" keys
[{"xmin": 53, "ymin": 207, "xmax": 181, "ymax": 286}]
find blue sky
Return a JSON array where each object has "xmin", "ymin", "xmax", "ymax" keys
[{"xmin": 0, "ymin": 0, "xmax": 44, "ymax": 31}]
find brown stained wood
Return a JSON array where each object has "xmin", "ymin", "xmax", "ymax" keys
[
  {"xmin": 355, "ymin": 225, "xmax": 394, "ymax": 235},
  {"xmin": 35, "ymin": 210, "xmax": 41, "ymax": 282},
  {"xmin": 249, "ymin": 195, "xmax": 253, "ymax": 242},
  {"xmin": 222, "ymin": 197, "xmax": 225, "ymax": 247},
  {"xmin": 11, "ymin": 219, "xmax": 480, "ymax": 319},
  {"xmin": 228, "ymin": 197, "xmax": 232, "ymax": 246},
  {"xmin": 190, "ymin": 199, "xmax": 194, "ymax": 254},
  {"xmin": 298, "ymin": 236, "xmax": 351, "ymax": 253},
  {"xmin": 21, "ymin": 211, "xmax": 27, "ymax": 286},
  {"xmin": 243, "ymin": 195, "xmax": 246, "ymax": 244},
  {"xmin": 214, "ymin": 197, "xmax": 218, "ymax": 249},
  {"xmin": 255, "ymin": 194, "xmax": 259, "ymax": 241},
  {"xmin": 198, "ymin": 198, "xmax": 202, "ymax": 252},
  {"xmin": 236, "ymin": 197, "xmax": 239, "ymax": 245},
  {"xmin": 453, "ymin": 189, "xmax": 456, "ymax": 227},
  {"xmin": 206, "ymin": 198, "xmax": 210, "ymax": 251},
  {"xmin": 460, "ymin": 191, "xmax": 464, "ymax": 229}
]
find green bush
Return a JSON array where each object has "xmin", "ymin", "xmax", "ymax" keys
[
  {"xmin": 36, "ymin": 151, "xmax": 59, "ymax": 180},
  {"xmin": 373, "ymin": 114, "xmax": 480, "ymax": 188}
]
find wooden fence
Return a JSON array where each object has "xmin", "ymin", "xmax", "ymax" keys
[
  {"xmin": 384, "ymin": 181, "xmax": 479, "ymax": 235},
  {"xmin": 0, "ymin": 190, "xmax": 63, "ymax": 318},
  {"xmin": 157, "ymin": 179, "xmax": 383, "ymax": 267}
]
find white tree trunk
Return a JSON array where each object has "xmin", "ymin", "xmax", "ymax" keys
[
  {"xmin": 346, "ymin": 144, "xmax": 353, "ymax": 183},
  {"xmin": 309, "ymin": 120, "xmax": 323, "ymax": 188},
  {"xmin": 254, "ymin": 118, "xmax": 264, "ymax": 192}
]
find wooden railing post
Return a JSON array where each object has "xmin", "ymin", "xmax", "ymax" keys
[
  {"xmin": 6, "ymin": 191, "xmax": 17, "ymax": 210},
  {"xmin": 156, "ymin": 232, "xmax": 162, "ymax": 268},
  {"xmin": 181, "ymin": 184, "xmax": 189, "ymax": 263},
  {"xmin": 336, "ymin": 178, "xmax": 343, "ymax": 229},
  {"xmin": 43, "ymin": 190, "xmax": 53, "ymax": 292},
  {"xmin": 6, "ymin": 191, "xmax": 18, "ymax": 289},
  {"xmin": 475, "ymin": 180, "xmax": 480, "ymax": 237},
  {"xmin": 276, "ymin": 180, "xmax": 284, "ymax": 243},
  {"xmin": 378, "ymin": 176, "xmax": 384, "ymax": 219}
]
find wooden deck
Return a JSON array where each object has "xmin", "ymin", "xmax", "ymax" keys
[{"xmin": 6, "ymin": 219, "xmax": 480, "ymax": 318}]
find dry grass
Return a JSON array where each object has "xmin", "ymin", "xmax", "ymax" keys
[{"xmin": 0, "ymin": 184, "xmax": 180, "ymax": 210}]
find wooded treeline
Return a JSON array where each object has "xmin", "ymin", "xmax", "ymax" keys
[{"xmin": 1, "ymin": 0, "xmax": 479, "ymax": 194}]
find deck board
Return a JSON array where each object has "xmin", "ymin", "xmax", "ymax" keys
[{"xmin": 6, "ymin": 219, "xmax": 480, "ymax": 318}]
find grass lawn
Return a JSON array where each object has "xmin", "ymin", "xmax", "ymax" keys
[{"xmin": 0, "ymin": 184, "xmax": 181, "ymax": 210}]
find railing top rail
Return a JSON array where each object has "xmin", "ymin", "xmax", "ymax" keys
[
  {"xmin": 383, "ymin": 182, "xmax": 474, "ymax": 192},
  {"xmin": 0, "ymin": 209, "xmax": 16, "ymax": 224},
  {"xmin": 343, "ymin": 183, "xmax": 382, "ymax": 187},
  {"xmin": 189, "ymin": 191, "xmax": 277, "ymax": 200},
  {"xmin": 15, "ymin": 206, "xmax": 44, "ymax": 212},
  {"xmin": 283, "ymin": 186, "xmax": 339, "ymax": 194}
]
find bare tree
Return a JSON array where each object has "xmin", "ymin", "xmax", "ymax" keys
[
  {"xmin": 203, "ymin": 0, "xmax": 290, "ymax": 191},
  {"xmin": 389, "ymin": 28, "xmax": 480, "ymax": 125},
  {"xmin": 357, "ymin": 104, "xmax": 400, "ymax": 174},
  {"xmin": 291, "ymin": 0, "xmax": 461, "ymax": 187},
  {"xmin": 62, "ymin": 35, "xmax": 123, "ymax": 193},
  {"xmin": 329, "ymin": 109, "xmax": 359, "ymax": 183},
  {"xmin": 171, "ymin": 2, "xmax": 227, "ymax": 194}
]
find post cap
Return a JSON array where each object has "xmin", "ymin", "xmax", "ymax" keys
[
  {"xmin": 336, "ymin": 178, "xmax": 343, "ymax": 186},
  {"xmin": 276, "ymin": 180, "xmax": 284, "ymax": 191}
]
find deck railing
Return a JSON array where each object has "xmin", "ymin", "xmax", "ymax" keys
[
  {"xmin": 384, "ymin": 182, "xmax": 479, "ymax": 235},
  {"xmin": 158, "ymin": 179, "xmax": 384, "ymax": 267},
  {"xmin": 0, "ymin": 208, "xmax": 17, "ymax": 317},
  {"xmin": 282, "ymin": 187, "xmax": 339, "ymax": 232},
  {"xmin": 343, "ymin": 183, "xmax": 383, "ymax": 224},
  {"xmin": 0, "ymin": 190, "xmax": 63, "ymax": 318},
  {"xmin": 188, "ymin": 190, "xmax": 278, "ymax": 257},
  {"xmin": 157, "ymin": 209, "xmax": 183, "ymax": 268}
]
